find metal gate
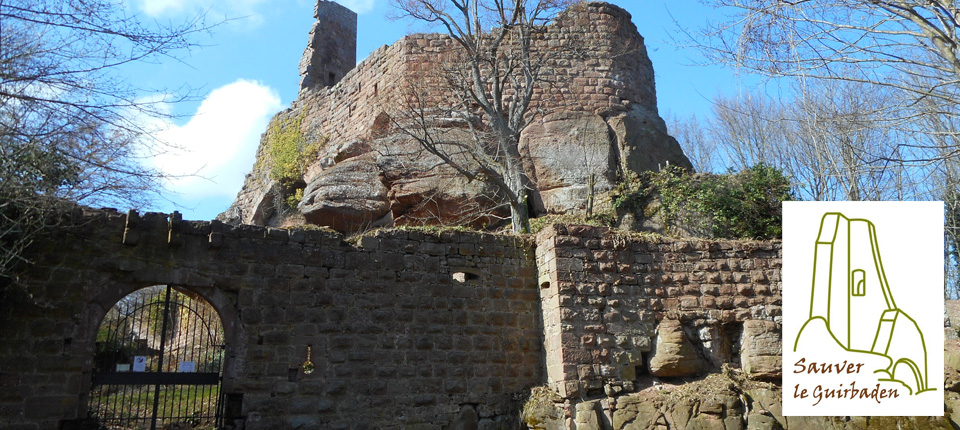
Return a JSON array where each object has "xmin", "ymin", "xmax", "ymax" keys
[{"xmin": 88, "ymin": 285, "xmax": 225, "ymax": 430}]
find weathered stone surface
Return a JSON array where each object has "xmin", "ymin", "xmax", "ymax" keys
[
  {"xmin": 454, "ymin": 405, "xmax": 479, "ymax": 430},
  {"xmin": 376, "ymin": 132, "xmax": 508, "ymax": 227},
  {"xmin": 537, "ymin": 225, "xmax": 782, "ymax": 397},
  {"xmin": 648, "ymin": 319, "xmax": 706, "ymax": 377},
  {"xmin": 612, "ymin": 391, "xmax": 661, "ymax": 430},
  {"xmin": 298, "ymin": 154, "xmax": 392, "ymax": 231},
  {"xmin": 223, "ymin": 1, "xmax": 693, "ymax": 232},
  {"xmin": 573, "ymin": 400, "xmax": 606, "ymax": 429},
  {"xmin": 947, "ymin": 338, "xmax": 960, "ymax": 391},
  {"xmin": 608, "ymin": 376, "xmax": 746, "ymax": 430},
  {"xmin": 947, "ymin": 391, "xmax": 960, "ymax": 428},
  {"xmin": 740, "ymin": 319, "xmax": 782, "ymax": 380},
  {"xmin": 14, "ymin": 205, "xmax": 960, "ymax": 430},
  {"xmin": 606, "ymin": 105, "xmax": 692, "ymax": 174},
  {"xmin": 745, "ymin": 388, "xmax": 784, "ymax": 428},
  {"xmin": 520, "ymin": 111, "xmax": 616, "ymax": 214},
  {"xmin": 521, "ymin": 387, "xmax": 566, "ymax": 430},
  {"xmin": 218, "ymin": 173, "xmax": 280, "ymax": 226},
  {"xmin": 5, "ymin": 206, "xmax": 544, "ymax": 429},
  {"xmin": 947, "ymin": 300, "xmax": 960, "ymax": 340},
  {"xmin": 298, "ymin": 0, "xmax": 356, "ymax": 92}
]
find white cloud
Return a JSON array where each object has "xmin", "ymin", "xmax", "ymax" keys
[
  {"xmin": 130, "ymin": 0, "xmax": 376, "ymax": 19},
  {"xmin": 129, "ymin": 0, "xmax": 270, "ymax": 21},
  {"xmin": 131, "ymin": 0, "xmax": 188, "ymax": 16},
  {"xmin": 339, "ymin": 0, "xmax": 376, "ymax": 14},
  {"xmin": 150, "ymin": 79, "xmax": 283, "ymax": 200}
]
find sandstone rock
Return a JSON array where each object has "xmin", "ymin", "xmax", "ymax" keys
[
  {"xmin": 746, "ymin": 413, "xmax": 782, "ymax": 430},
  {"xmin": 573, "ymin": 400, "xmax": 606, "ymax": 429},
  {"xmin": 740, "ymin": 320, "xmax": 782, "ymax": 380},
  {"xmin": 947, "ymin": 300, "xmax": 960, "ymax": 340},
  {"xmin": 521, "ymin": 386, "xmax": 565, "ymax": 430},
  {"xmin": 520, "ymin": 111, "xmax": 616, "ymax": 215},
  {"xmin": 218, "ymin": 176, "xmax": 281, "ymax": 226},
  {"xmin": 947, "ymin": 391, "xmax": 960, "ymax": 427},
  {"xmin": 222, "ymin": 1, "xmax": 695, "ymax": 232},
  {"xmin": 376, "ymin": 132, "xmax": 508, "ymax": 228},
  {"xmin": 612, "ymin": 392, "xmax": 661, "ymax": 430},
  {"xmin": 648, "ymin": 319, "xmax": 705, "ymax": 377},
  {"xmin": 745, "ymin": 388, "xmax": 784, "ymax": 428},
  {"xmin": 784, "ymin": 416, "xmax": 833, "ymax": 429},
  {"xmin": 946, "ymin": 338, "xmax": 960, "ymax": 392},
  {"xmin": 606, "ymin": 105, "xmax": 692, "ymax": 175},
  {"xmin": 610, "ymin": 376, "xmax": 748, "ymax": 430},
  {"xmin": 298, "ymin": 154, "xmax": 392, "ymax": 231}
]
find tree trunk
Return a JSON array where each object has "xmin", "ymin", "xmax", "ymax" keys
[
  {"xmin": 510, "ymin": 193, "xmax": 530, "ymax": 233},
  {"xmin": 505, "ymin": 145, "xmax": 530, "ymax": 234}
]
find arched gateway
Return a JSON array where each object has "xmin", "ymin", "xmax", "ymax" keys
[{"xmin": 87, "ymin": 285, "xmax": 225, "ymax": 429}]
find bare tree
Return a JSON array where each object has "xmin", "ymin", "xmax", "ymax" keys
[
  {"xmin": 693, "ymin": 1, "xmax": 960, "ymax": 128},
  {"xmin": 389, "ymin": 0, "xmax": 573, "ymax": 233},
  {"xmin": 913, "ymin": 94, "xmax": 960, "ymax": 298},
  {"xmin": 671, "ymin": 81, "xmax": 922, "ymax": 201},
  {"xmin": 0, "ymin": 0, "xmax": 217, "ymax": 283},
  {"xmin": 666, "ymin": 113, "xmax": 714, "ymax": 173}
]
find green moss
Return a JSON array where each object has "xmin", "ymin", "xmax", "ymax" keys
[
  {"xmin": 285, "ymin": 188, "xmax": 305, "ymax": 209},
  {"xmin": 521, "ymin": 386, "xmax": 562, "ymax": 427},
  {"xmin": 256, "ymin": 111, "xmax": 325, "ymax": 209}
]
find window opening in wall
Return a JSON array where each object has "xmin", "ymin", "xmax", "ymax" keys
[
  {"xmin": 852, "ymin": 269, "xmax": 866, "ymax": 296},
  {"xmin": 86, "ymin": 285, "xmax": 225, "ymax": 430},
  {"xmin": 328, "ymin": 72, "xmax": 336, "ymax": 86},
  {"xmin": 453, "ymin": 271, "xmax": 480, "ymax": 283}
]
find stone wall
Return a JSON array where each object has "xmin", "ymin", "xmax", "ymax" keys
[
  {"xmin": 298, "ymin": 0, "xmax": 357, "ymax": 92},
  {"xmin": 0, "ymin": 207, "xmax": 542, "ymax": 430},
  {"xmin": 0, "ymin": 207, "xmax": 792, "ymax": 430},
  {"xmin": 535, "ymin": 224, "xmax": 782, "ymax": 399},
  {"xmin": 292, "ymin": 1, "xmax": 658, "ymax": 150},
  {"xmin": 223, "ymin": 1, "xmax": 692, "ymax": 229}
]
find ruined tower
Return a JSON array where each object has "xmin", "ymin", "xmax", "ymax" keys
[{"xmin": 298, "ymin": 0, "xmax": 357, "ymax": 92}]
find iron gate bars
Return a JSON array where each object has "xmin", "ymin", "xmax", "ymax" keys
[{"xmin": 88, "ymin": 285, "xmax": 225, "ymax": 430}]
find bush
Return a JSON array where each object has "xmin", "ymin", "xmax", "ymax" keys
[
  {"xmin": 255, "ymin": 111, "xmax": 324, "ymax": 209},
  {"xmin": 613, "ymin": 164, "xmax": 793, "ymax": 240}
]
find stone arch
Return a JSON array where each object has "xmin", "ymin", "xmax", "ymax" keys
[{"xmin": 75, "ymin": 280, "xmax": 244, "ymax": 422}]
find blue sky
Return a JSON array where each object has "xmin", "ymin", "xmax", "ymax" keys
[{"xmin": 127, "ymin": 0, "xmax": 750, "ymax": 220}]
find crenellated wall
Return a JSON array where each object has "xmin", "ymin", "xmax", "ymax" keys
[
  {"xmin": 0, "ymin": 208, "xmax": 542, "ymax": 430},
  {"xmin": 0, "ymin": 207, "xmax": 786, "ymax": 429}
]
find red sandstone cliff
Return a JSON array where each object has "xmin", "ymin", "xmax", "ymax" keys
[{"xmin": 220, "ymin": 1, "xmax": 691, "ymax": 231}]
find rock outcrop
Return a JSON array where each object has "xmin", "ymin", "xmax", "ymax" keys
[
  {"xmin": 647, "ymin": 319, "xmax": 706, "ymax": 378},
  {"xmin": 220, "ymin": 2, "xmax": 692, "ymax": 231},
  {"xmin": 739, "ymin": 320, "xmax": 782, "ymax": 380}
]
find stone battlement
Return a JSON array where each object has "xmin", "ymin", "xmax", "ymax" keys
[{"xmin": 2, "ymin": 206, "xmax": 781, "ymax": 429}]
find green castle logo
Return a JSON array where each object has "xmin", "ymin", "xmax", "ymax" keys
[{"xmin": 794, "ymin": 213, "xmax": 934, "ymax": 395}]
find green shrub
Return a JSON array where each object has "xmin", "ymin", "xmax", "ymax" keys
[
  {"xmin": 613, "ymin": 164, "xmax": 793, "ymax": 240},
  {"xmin": 255, "ymin": 111, "xmax": 324, "ymax": 209}
]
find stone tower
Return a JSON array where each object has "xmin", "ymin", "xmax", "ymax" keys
[{"xmin": 298, "ymin": 0, "xmax": 357, "ymax": 92}]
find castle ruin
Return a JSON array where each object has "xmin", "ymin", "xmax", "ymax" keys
[
  {"xmin": 4, "ymin": 1, "xmax": 960, "ymax": 430},
  {"xmin": 221, "ymin": 1, "xmax": 691, "ymax": 231}
]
